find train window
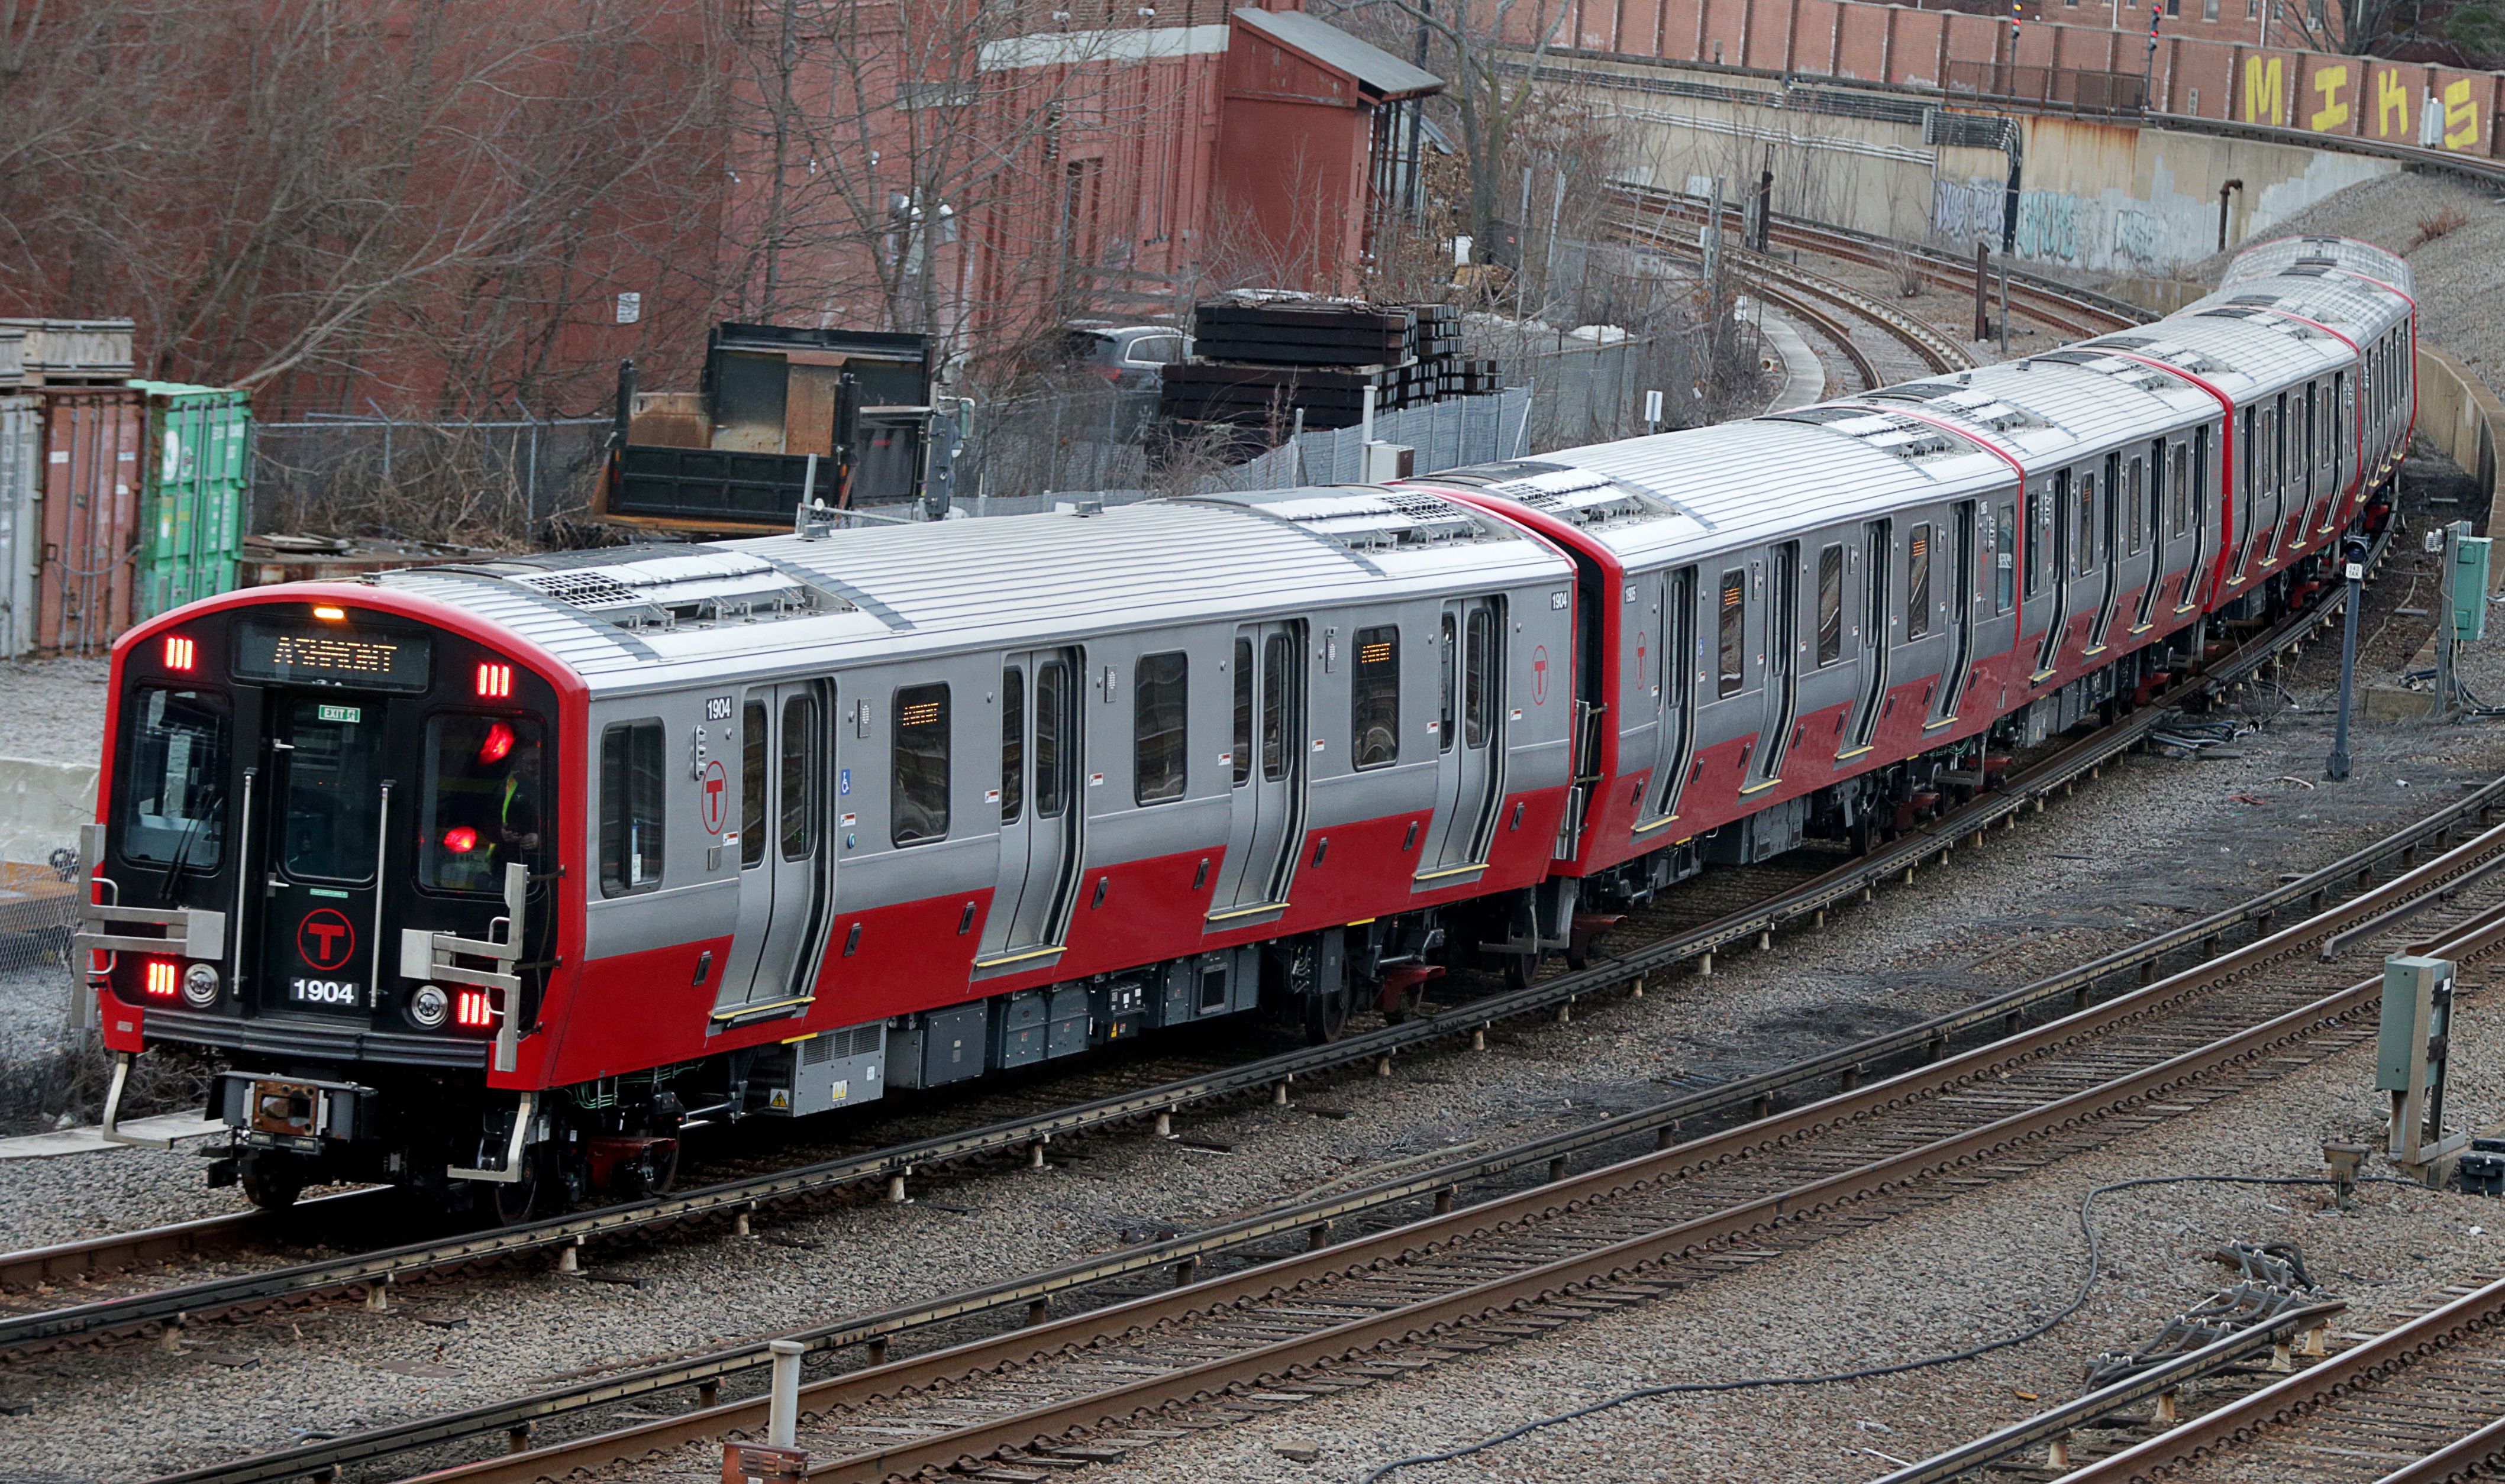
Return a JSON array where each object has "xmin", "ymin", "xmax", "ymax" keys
[
  {"xmin": 2024, "ymin": 490, "xmax": 2045, "ymax": 598},
  {"xmin": 599, "ymin": 719, "xmax": 666, "ymax": 897},
  {"xmin": 1906, "ymin": 525, "xmax": 1932, "ymax": 639},
  {"xmin": 2073, "ymin": 474, "xmax": 2096, "ymax": 577},
  {"xmin": 780, "ymin": 694, "xmax": 818, "ymax": 861},
  {"xmin": 2126, "ymin": 458, "xmax": 2145, "ymax": 556},
  {"xmin": 1437, "ymin": 615, "xmax": 1457, "ymax": 755},
  {"xmin": 1232, "ymin": 639, "xmax": 1254, "ymax": 784},
  {"xmin": 1002, "ymin": 667, "xmax": 1025, "ymax": 821},
  {"xmin": 1036, "ymin": 662, "xmax": 1069, "ymax": 817},
  {"xmin": 1816, "ymin": 543, "xmax": 1844, "ymax": 666},
  {"xmin": 1464, "ymin": 608, "xmax": 1494, "ymax": 748},
  {"xmin": 421, "ymin": 713, "xmax": 547, "ymax": 893},
  {"xmin": 1716, "ymin": 571, "xmax": 1745, "ymax": 698},
  {"xmin": 280, "ymin": 696, "xmax": 382, "ymax": 884},
  {"xmin": 1994, "ymin": 504, "xmax": 2015, "ymax": 614},
  {"xmin": 2171, "ymin": 445, "xmax": 2190, "ymax": 535},
  {"xmin": 892, "ymin": 684, "xmax": 951, "ymax": 845},
  {"xmin": 1134, "ymin": 652, "xmax": 1188, "ymax": 803},
  {"xmin": 1263, "ymin": 633, "xmax": 1292, "ymax": 780},
  {"xmin": 1351, "ymin": 626, "xmax": 1400, "ymax": 770},
  {"xmin": 119, "ymin": 687, "xmax": 228, "ymax": 871},
  {"xmin": 741, "ymin": 699, "xmax": 767, "ymax": 868}
]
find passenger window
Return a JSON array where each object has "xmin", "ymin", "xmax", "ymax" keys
[
  {"xmin": 892, "ymin": 684, "xmax": 950, "ymax": 846},
  {"xmin": 1716, "ymin": 570, "xmax": 1745, "ymax": 697},
  {"xmin": 740, "ymin": 699, "xmax": 767, "ymax": 868},
  {"xmin": 1231, "ymin": 639, "xmax": 1253, "ymax": 785},
  {"xmin": 1437, "ymin": 615, "xmax": 1457, "ymax": 754},
  {"xmin": 1994, "ymin": 503, "xmax": 2015, "ymax": 614},
  {"xmin": 1261, "ymin": 634, "xmax": 1291, "ymax": 780},
  {"xmin": 2073, "ymin": 475, "xmax": 2096, "ymax": 577},
  {"xmin": 1351, "ymin": 626, "xmax": 1399, "ymax": 770},
  {"xmin": 1815, "ymin": 543, "xmax": 1844, "ymax": 665},
  {"xmin": 2023, "ymin": 490, "xmax": 2043, "ymax": 597},
  {"xmin": 1135, "ymin": 651, "xmax": 1188, "ymax": 803},
  {"xmin": 780, "ymin": 694, "xmax": 818, "ymax": 861},
  {"xmin": 119, "ymin": 687, "xmax": 230, "ymax": 870},
  {"xmin": 1906, "ymin": 525, "xmax": 1932, "ymax": 639},
  {"xmin": 599, "ymin": 719, "xmax": 666, "ymax": 897},
  {"xmin": 2127, "ymin": 458, "xmax": 2145, "ymax": 555},
  {"xmin": 1035, "ymin": 662, "xmax": 1068, "ymax": 817},
  {"xmin": 421, "ymin": 713, "xmax": 547, "ymax": 892},
  {"xmin": 2171, "ymin": 445, "xmax": 2190, "ymax": 535},
  {"xmin": 283, "ymin": 696, "xmax": 382, "ymax": 884},
  {"xmin": 1464, "ymin": 609, "xmax": 1493, "ymax": 748},
  {"xmin": 1001, "ymin": 667, "xmax": 1024, "ymax": 822}
]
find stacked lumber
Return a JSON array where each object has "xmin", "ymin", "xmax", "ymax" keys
[{"xmin": 1162, "ymin": 299, "xmax": 1499, "ymax": 430}]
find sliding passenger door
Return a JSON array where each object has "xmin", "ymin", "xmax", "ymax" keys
[
  {"xmin": 718, "ymin": 681, "xmax": 832, "ymax": 1016},
  {"xmin": 1747, "ymin": 544, "xmax": 1799, "ymax": 790},
  {"xmin": 1840, "ymin": 520, "xmax": 1890, "ymax": 759},
  {"xmin": 1420, "ymin": 599, "xmax": 1505, "ymax": 876},
  {"xmin": 1210, "ymin": 622, "xmax": 1305, "ymax": 914},
  {"xmin": 1641, "ymin": 567, "xmax": 1699, "ymax": 827},
  {"xmin": 1929, "ymin": 502, "xmax": 1978, "ymax": 726},
  {"xmin": 980, "ymin": 649, "xmax": 1082, "ymax": 964},
  {"xmin": 2032, "ymin": 472, "xmax": 2073, "ymax": 679}
]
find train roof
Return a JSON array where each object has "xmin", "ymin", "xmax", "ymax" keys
[
  {"xmin": 2220, "ymin": 235, "xmax": 2413, "ymax": 296},
  {"xmin": 357, "ymin": 486, "xmax": 1571, "ymax": 694}
]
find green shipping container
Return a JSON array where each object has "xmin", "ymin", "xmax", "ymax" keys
[{"xmin": 131, "ymin": 380, "xmax": 251, "ymax": 619}]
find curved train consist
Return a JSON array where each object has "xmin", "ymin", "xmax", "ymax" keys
[{"xmin": 78, "ymin": 237, "xmax": 2416, "ymax": 1214}]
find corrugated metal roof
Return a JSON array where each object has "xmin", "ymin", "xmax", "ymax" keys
[{"xmin": 1230, "ymin": 7, "xmax": 1441, "ymax": 98}]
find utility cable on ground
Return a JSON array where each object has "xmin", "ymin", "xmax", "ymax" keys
[{"xmin": 1358, "ymin": 1172, "xmax": 2425, "ymax": 1483}]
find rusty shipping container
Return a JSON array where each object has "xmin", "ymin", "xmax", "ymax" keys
[
  {"xmin": 0, "ymin": 396, "xmax": 37, "ymax": 657},
  {"xmin": 35, "ymin": 386, "xmax": 144, "ymax": 655}
]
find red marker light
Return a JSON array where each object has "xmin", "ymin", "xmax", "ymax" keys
[
  {"xmin": 475, "ymin": 662, "xmax": 512, "ymax": 699},
  {"xmin": 454, "ymin": 989, "xmax": 496, "ymax": 1028},
  {"xmin": 479, "ymin": 722, "xmax": 515, "ymax": 764},
  {"xmin": 442, "ymin": 826, "xmax": 478, "ymax": 855},
  {"xmin": 144, "ymin": 959, "xmax": 179, "ymax": 999},
  {"xmin": 163, "ymin": 635, "xmax": 195, "ymax": 671}
]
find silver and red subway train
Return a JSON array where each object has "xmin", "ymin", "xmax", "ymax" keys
[{"xmin": 76, "ymin": 237, "xmax": 2416, "ymax": 1216}]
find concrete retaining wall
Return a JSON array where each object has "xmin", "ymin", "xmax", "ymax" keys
[{"xmin": 2420, "ymin": 345, "xmax": 2505, "ymax": 563}]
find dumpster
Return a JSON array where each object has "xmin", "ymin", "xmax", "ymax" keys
[
  {"xmin": 132, "ymin": 381, "xmax": 250, "ymax": 619},
  {"xmin": 34, "ymin": 384, "xmax": 143, "ymax": 655}
]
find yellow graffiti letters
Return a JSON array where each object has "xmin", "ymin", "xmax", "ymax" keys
[
  {"xmin": 2375, "ymin": 69, "xmax": 2409, "ymax": 137},
  {"xmin": 2444, "ymin": 78, "xmax": 2481, "ymax": 150},
  {"xmin": 2243, "ymin": 54, "xmax": 2285, "ymax": 124},
  {"xmin": 2309, "ymin": 65, "xmax": 2350, "ymax": 131}
]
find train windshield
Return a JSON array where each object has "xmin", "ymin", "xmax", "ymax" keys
[
  {"xmin": 420, "ymin": 713, "xmax": 547, "ymax": 892},
  {"xmin": 120, "ymin": 687, "xmax": 229, "ymax": 869},
  {"xmin": 279, "ymin": 697, "xmax": 383, "ymax": 882}
]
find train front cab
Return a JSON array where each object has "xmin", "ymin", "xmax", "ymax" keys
[{"xmin": 84, "ymin": 586, "xmax": 574, "ymax": 1213}]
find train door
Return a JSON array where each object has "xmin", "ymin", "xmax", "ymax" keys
[
  {"xmin": 716, "ymin": 682, "xmax": 832, "ymax": 1016},
  {"xmin": 255, "ymin": 693, "xmax": 391, "ymax": 1017},
  {"xmin": 1642, "ymin": 566, "xmax": 1699, "ymax": 825},
  {"xmin": 2132, "ymin": 441, "xmax": 2165, "ymax": 632},
  {"xmin": 2088, "ymin": 452, "xmax": 2123, "ymax": 653},
  {"xmin": 1420, "ymin": 599, "xmax": 1505, "ymax": 875},
  {"xmin": 1930, "ymin": 502, "xmax": 1977, "ymax": 725},
  {"xmin": 981, "ymin": 650, "xmax": 1082, "ymax": 962},
  {"xmin": 1210, "ymin": 623, "xmax": 1305, "ymax": 914},
  {"xmin": 1747, "ymin": 545, "xmax": 1797, "ymax": 790},
  {"xmin": 2179, "ymin": 426, "xmax": 2211, "ymax": 612},
  {"xmin": 2032, "ymin": 471, "xmax": 2073, "ymax": 679},
  {"xmin": 1839, "ymin": 520, "xmax": 1890, "ymax": 759}
]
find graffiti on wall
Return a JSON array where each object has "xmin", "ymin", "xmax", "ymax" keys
[
  {"xmin": 2013, "ymin": 191, "xmax": 2083, "ymax": 261},
  {"xmin": 1932, "ymin": 177, "xmax": 2005, "ymax": 245}
]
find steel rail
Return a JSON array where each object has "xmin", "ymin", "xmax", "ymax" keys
[
  {"xmin": 402, "ymin": 809, "xmax": 2505, "ymax": 1484},
  {"xmin": 2061, "ymin": 1272, "xmax": 2505, "ymax": 1482},
  {"xmin": 1866, "ymin": 1301, "xmax": 2349, "ymax": 1484},
  {"xmin": 0, "ymin": 518, "xmax": 2397, "ymax": 1369}
]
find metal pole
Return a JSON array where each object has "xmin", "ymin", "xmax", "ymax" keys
[
  {"xmin": 2328, "ymin": 542, "xmax": 2362, "ymax": 780},
  {"xmin": 2437, "ymin": 522, "xmax": 2460, "ymax": 721},
  {"xmin": 768, "ymin": 1339, "xmax": 805, "ymax": 1448},
  {"xmin": 1973, "ymin": 243, "xmax": 1990, "ymax": 342},
  {"xmin": 1999, "ymin": 261, "xmax": 2011, "ymax": 355}
]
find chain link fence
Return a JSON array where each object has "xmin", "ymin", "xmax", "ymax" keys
[{"xmin": 251, "ymin": 415, "xmax": 611, "ymax": 547}]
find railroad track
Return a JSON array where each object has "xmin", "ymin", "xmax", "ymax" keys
[
  {"xmin": 0, "ymin": 547, "xmax": 2370, "ymax": 1376},
  {"xmin": 1607, "ymin": 205, "xmax": 1975, "ymax": 386},
  {"xmin": 1612, "ymin": 183, "xmax": 2153, "ymax": 342},
  {"xmin": 112, "ymin": 540, "xmax": 2479, "ymax": 1484},
  {"xmin": 322, "ymin": 726, "xmax": 2505, "ymax": 1484}
]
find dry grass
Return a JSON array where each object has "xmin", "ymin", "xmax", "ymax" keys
[{"xmin": 2411, "ymin": 206, "xmax": 2472, "ymax": 250}]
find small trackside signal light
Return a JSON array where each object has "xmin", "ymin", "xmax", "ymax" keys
[
  {"xmin": 454, "ymin": 988, "xmax": 496, "ymax": 1029},
  {"xmin": 479, "ymin": 722, "xmax": 515, "ymax": 764},
  {"xmin": 162, "ymin": 635, "xmax": 196, "ymax": 671},
  {"xmin": 441, "ymin": 826, "xmax": 478, "ymax": 855},
  {"xmin": 144, "ymin": 959, "xmax": 179, "ymax": 1000},
  {"xmin": 476, "ymin": 662, "xmax": 513, "ymax": 699},
  {"xmin": 312, "ymin": 605, "xmax": 347, "ymax": 622}
]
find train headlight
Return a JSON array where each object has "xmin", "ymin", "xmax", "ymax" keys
[
  {"xmin": 406, "ymin": 984, "xmax": 450, "ymax": 1030},
  {"xmin": 180, "ymin": 963, "xmax": 220, "ymax": 1007}
]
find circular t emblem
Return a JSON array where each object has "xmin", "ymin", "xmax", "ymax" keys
[
  {"xmin": 1531, "ymin": 644, "xmax": 1550, "ymax": 705},
  {"xmin": 298, "ymin": 908, "xmax": 357, "ymax": 972},
  {"xmin": 700, "ymin": 758, "xmax": 729, "ymax": 835}
]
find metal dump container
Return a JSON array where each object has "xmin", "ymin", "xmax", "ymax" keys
[
  {"xmin": 0, "ymin": 397, "xmax": 38, "ymax": 656},
  {"xmin": 35, "ymin": 385, "xmax": 143, "ymax": 655},
  {"xmin": 132, "ymin": 381, "xmax": 250, "ymax": 619}
]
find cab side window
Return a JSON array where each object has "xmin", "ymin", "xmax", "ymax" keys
[
  {"xmin": 599, "ymin": 719, "xmax": 665, "ymax": 897},
  {"xmin": 1135, "ymin": 652, "xmax": 1188, "ymax": 803},
  {"xmin": 892, "ymin": 684, "xmax": 951, "ymax": 846},
  {"xmin": 1351, "ymin": 626, "xmax": 1399, "ymax": 768}
]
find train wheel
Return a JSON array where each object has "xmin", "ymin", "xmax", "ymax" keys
[
  {"xmin": 239, "ymin": 1155, "xmax": 304, "ymax": 1213},
  {"xmin": 1503, "ymin": 952, "xmax": 1536, "ymax": 991},
  {"xmin": 490, "ymin": 1151, "xmax": 551, "ymax": 1227},
  {"xmin": 1303, "ymin": 983, "xmax": 1352, "ymax": 1044}
]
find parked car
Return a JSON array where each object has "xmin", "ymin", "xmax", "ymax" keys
[{"xmin": 1061, "ymin": 322, "xmax": 1193, "ymax": 389}]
